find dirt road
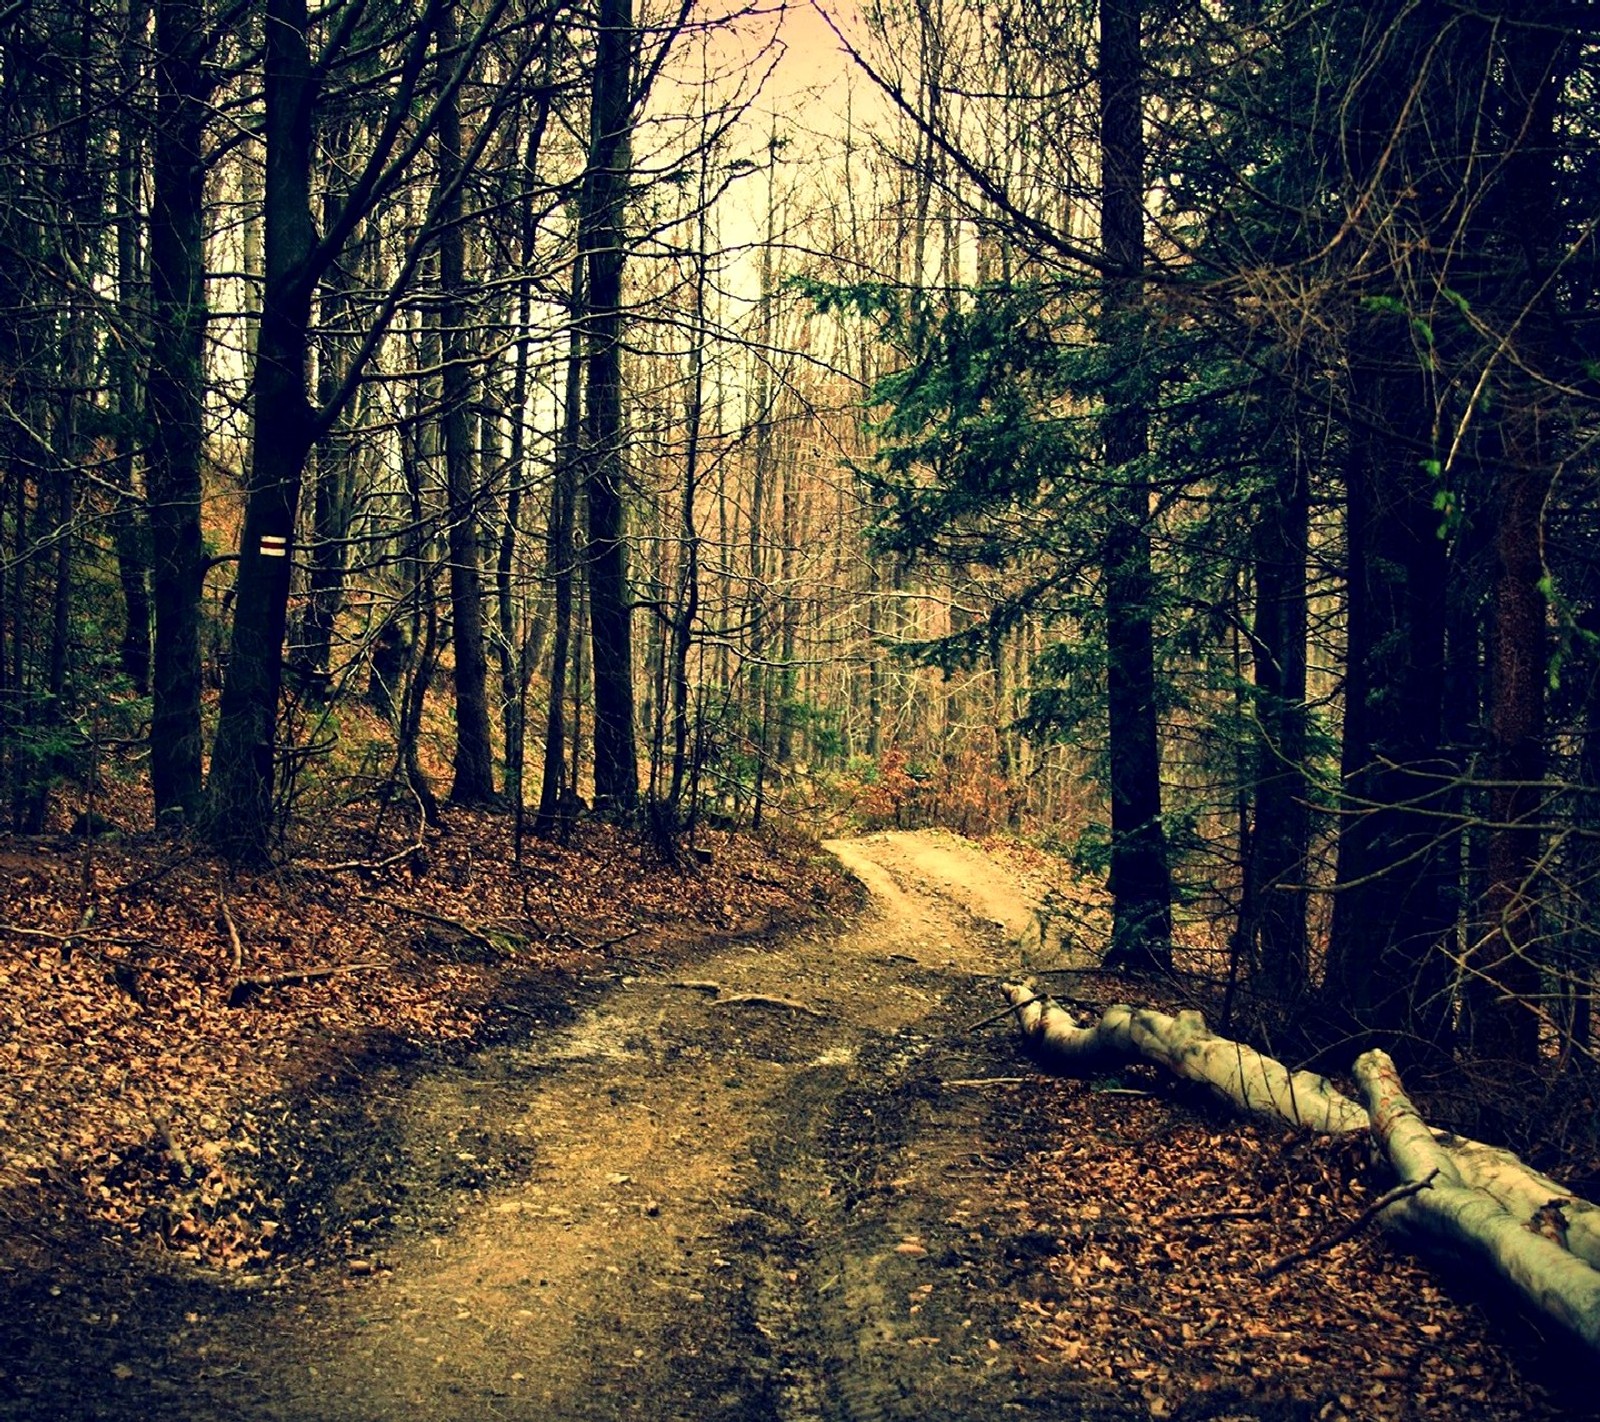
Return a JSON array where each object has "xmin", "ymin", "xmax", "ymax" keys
[{"xmin": 4, "ymin": 831, "xmax": 1142, "ymax": 1422}]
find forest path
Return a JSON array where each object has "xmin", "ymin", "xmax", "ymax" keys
[{"xmin": 6, "ymin": 829, "xmax": 1140, "ymax": 1421}]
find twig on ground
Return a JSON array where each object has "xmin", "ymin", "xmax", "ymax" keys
[
  {"xmin": 941, "ymin": 1076, "xmax": 1032, "ymax": 1088},
  {"xmin": 227, "ymin": 961, "xmax": 383, "ymax": 1007},
  {"xmin": 566, "ymin": 925, "xmax": 644, "ymax": 954},
  {"xmin": 1259, "ymin": 1169, "xmax": 1440, "ymax": 1280},
  {"xmin": 716, "ymin": 993, "xmax": 824, "ymax": 1018},
  {"xmin": 1162, "ymin": 1205, "xmax": 1271, "ymax": 1227},
  {"xmin": 299, "ymin": 840, "xmax": 427, "ymax": 876},
  {"xmin": 0, "ymin": 906, "xmax": 101, "ymax": 960},
  {"xmin": 0, "ymin": 919, "xmax": 151, "ymax": 961},
  {"xmin": 1, "ymin": 922, "xmax": 82, "ymax": 944},
  {"xmin": 218, "ymin": 883, "xmax": 244, "ymax": 974},
  {"xmin": 966, "ymin": 991, "xmax": 1049, "ymax": 1033},
  {"xmin": 359, "ymin": 895, "xmax": 502, "ymax": 952}
]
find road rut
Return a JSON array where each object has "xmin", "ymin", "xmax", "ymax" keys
[{"xmin": 5, "ymin": 832, "xmax": 1137, "ymax": 1422}]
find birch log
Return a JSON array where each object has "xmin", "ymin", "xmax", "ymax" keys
[
  {"xmin": 1355, "ymin": 1049, "xmax": 1600, "ymax": 1352},
  {"xmin": 1435, "ymin": 1135, "xmax": 1600, "ymax": 1273},
  {"xmin": 1002, "ymin": 980, "xmax": 1600, "ymax": 1352},
  {"xmin": 1000, "ymin": 982, "xmax": 1367, "ymax": 1132},
  {"xmin": 1000, "ymin": 990, "xmax": 1138, "ymax": 1069}
]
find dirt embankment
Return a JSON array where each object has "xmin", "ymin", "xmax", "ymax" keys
[{"xmin": 1, "ymin": 829, "xmax": 1584, "ymax": 1421}]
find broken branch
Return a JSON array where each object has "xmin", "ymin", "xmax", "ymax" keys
[
  {"xmin": 359, "ymin": 895, "xmax": 502, "ymax": 952},
  {"xmin": 716, "ymin": 992, "xmax": 824, "ymax": 1018},
  {"xmin": 218, "ymin": 884, "xmax": 244, "ymax": 974},
  {"xmin": 227, "ymin": 961, "xmax": 382, "ymax": 1007},
  {"xmin": 1259, "ymin": 1171, "xmax": 1440, "ymax": 1280}
]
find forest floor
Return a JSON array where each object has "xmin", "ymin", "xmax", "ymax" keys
[{"xmin": 0, "ymin": 817, "xmax": 1594, "ymax": 1420}]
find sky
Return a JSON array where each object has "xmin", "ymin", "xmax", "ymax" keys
[{"xmin": 762, "ymin": 0, "xmax": 859, "ymax": 104}]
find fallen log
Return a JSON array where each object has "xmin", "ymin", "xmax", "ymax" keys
[
  {"xmin": 1000, "ymin": 983, "xmax": 1368, "ymax": 1132},
  {"xmin": 1432, "ymin": 1133, "xmax": 1600, "ymax": 1272},
  {"xmin": 1355, "ymin": 1049, "xmax": 1600, "ymax": 1352},
  {"xmin": 1002, "ymin": 980, "xmax": 1600, "ymax": 1354},
  {"xmin": 1001, "ymin": 980, "xmax": 1600, "ymax": 1260}
]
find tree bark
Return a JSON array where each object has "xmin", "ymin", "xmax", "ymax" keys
[
  {"xmin": 146, "ymin": 0, "xmax": 211, "ymax": 824},
  {"xmin": 578, "ymin": 0, "xmax": 639, "ymax": 818},
  {"xmin": 438, "ymin": 0, "xmax": 495, "ymax": 807},
  {"xmin": 1097, "ymin": 0, "xmax": 1171, "ymax": 974},
  {"xmin": 204, "ymin": 0, "xmax": 318, "ymax": 858}
]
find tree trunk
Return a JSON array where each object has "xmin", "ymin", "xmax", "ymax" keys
[
  {"xmin": 496, "ymin": 291, "xmax": 534, "ymax": 806},
  {"xmin": 776, "ymin": 443, "xmax": 798, "ymax": 772},
  {"xmin": 1323, "ymin": 5, "xmax": 1459, "ymax": 1054},
  {"xmin": 145, "ymin": 0, "xmax": 210, "ymax": 824},
  {"xmin": 113, "ymin": 0, "xmax": 151, "ymax": 698},
  {"xmin": 301, "ymin": 150, "xmax": 365, "ymax": 689},
  {"xmin": 578, "ymin": 0, "xmax": 639, "ymax": 818},
  {"xmin": 1097, "ymin": 0, "xmax": 1171, "ymax": 974},
  {"xmin": 438, "ymin": 0, "xmax": 495, "ymax": 808},
  {"xmin": 1465, "ymin": 9, "xmax": 1565, "ymax": 1063},
  {"xmin": 535, "ymin": 262, "xmax": 584, "ymax": 841},
  {"xmin": 496, "ymin": 66, "xmax": 560, "ymax": 812},
  {"xmin": 1246, "ymin": 416, "xmax": 1311, "ymax": 1000},
  {"xmin": 395, "ymin": 402, "xmax": 440, "ymax": 824},
  {"xmin": 1325, "ymin": 321, "xmax": 1454, "ymax": 1052},
  {"xmin": 205, "ymin": 0, "xmax": 318, "ymax": 858},
  {"xmin": 747, "ymin": 176, "xmax": 775, "ymax": 829},
  {"xmin": 1568, "ymin": 598, "xmax": 1600, "ymax": 1055},
  {"xmin": 666, "ymin": 195, "xmax": 709, "ymax": 818}
]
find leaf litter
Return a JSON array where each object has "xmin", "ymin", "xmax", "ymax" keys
[
  {"xmin": 993, "ymin": 1065, "xmax": 1593, "ymax": 1419},
  {"xmin": 0, "ymin": 808, "xmax": 848, "ymax": 1272},
  {"xmin": 0, "ymin": 815, "xmax": 1595, "ymax": 1419}
]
